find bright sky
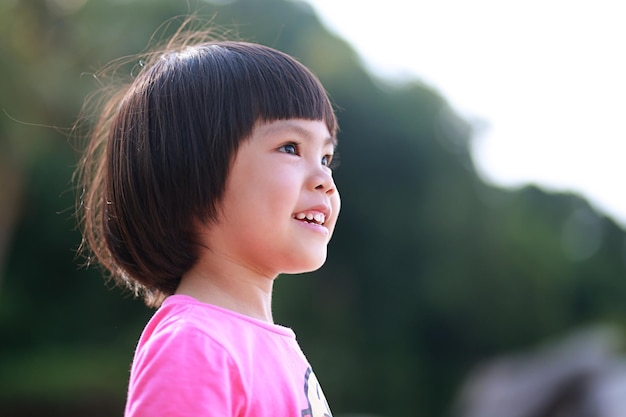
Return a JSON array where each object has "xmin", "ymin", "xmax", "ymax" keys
[{"xmin": 306, "ymin": 0, "xmax": 626, "ymax": 228}]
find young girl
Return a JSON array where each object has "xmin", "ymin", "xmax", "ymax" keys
[{"xmin": 77, "ymin": 27, "xmax": 339, "ymax": 417}]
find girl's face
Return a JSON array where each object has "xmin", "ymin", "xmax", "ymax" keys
[{"xmin": 206, "ymin": 119, "xmax": 340, "ymax": 278}]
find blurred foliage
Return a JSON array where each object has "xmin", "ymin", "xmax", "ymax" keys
[{"xmin": 1, "ymin": 0, "xmax": 626, "ymax": 416}]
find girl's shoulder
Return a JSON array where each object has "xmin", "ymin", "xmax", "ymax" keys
[{"xmin": 140, "ymin": 294, "xmax": 296, "ymax": 351}]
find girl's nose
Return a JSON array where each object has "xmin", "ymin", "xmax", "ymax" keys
[{"xmin": 312, "ymin": 167, "xmax": 337, "ymax": 195}]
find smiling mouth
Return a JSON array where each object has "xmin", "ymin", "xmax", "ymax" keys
[{"xmin": 293, "ymin": 212, "xmax": 326, "ymax": 225}]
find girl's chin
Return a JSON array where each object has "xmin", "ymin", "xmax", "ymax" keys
[{"xmin": 283, "ymin": 256, "xmax": 328, "ymax": 275}]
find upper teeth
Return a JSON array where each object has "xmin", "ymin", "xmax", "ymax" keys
[{"xmin": 295, "ymin": 212, "xmax": 325, "ymax": 224}]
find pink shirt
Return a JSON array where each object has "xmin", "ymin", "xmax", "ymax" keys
[{"xmin": 124, "ymin": 294, "xmax": 332, "ymax": 417}]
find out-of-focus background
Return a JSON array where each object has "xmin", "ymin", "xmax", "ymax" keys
[{"xmin": 1, "ymin": 1, "xmax": 626, "ymax": 416}]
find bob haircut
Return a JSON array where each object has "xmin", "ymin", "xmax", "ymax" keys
[{"xmin": 77, "ymin": 33, "xmax": 338, "ymax": 307}]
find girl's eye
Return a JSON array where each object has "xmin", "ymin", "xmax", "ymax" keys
[
  {"xmin": 323, "ymin": 152, "xmax": 340, "ymax": 169},
  {"xmin": 279, "ymin": 143, "xmax": 298, "ymax": 155}
]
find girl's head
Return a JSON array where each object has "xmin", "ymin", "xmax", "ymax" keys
[{"xmin": 78, "ymin": 35, "xmax": 338, "ymax": 307}]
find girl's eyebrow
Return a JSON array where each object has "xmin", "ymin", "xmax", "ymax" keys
[{"xmin": 262, "ymin": 121, "xmax": 337, "ymax": 148}]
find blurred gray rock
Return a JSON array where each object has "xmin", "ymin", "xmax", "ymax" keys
[{"xmin": 451, "ymin": 326, "xmax": 626, "ymax": 417}]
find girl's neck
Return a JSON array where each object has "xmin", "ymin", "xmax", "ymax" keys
[{"xmin": 176, "ymin": 251, "xmax": 276, "ymax": 323}]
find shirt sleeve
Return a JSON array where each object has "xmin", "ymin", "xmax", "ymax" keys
[{"xmin": 124, "ymin": 323, "xmax": 245, "ymax": 417}]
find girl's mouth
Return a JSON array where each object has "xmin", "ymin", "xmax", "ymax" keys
[{"xmin": 293, "ymin": 211, "xmax": 326, "ymax": 225}]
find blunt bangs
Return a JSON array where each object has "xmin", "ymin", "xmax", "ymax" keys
[
  {"xmin": 213, "ymin": 42, "xmax": 337, "ymax": 136},
  {"xmin": 165, "ymin": 42, "xmax": 337, "ymax": 138}
]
